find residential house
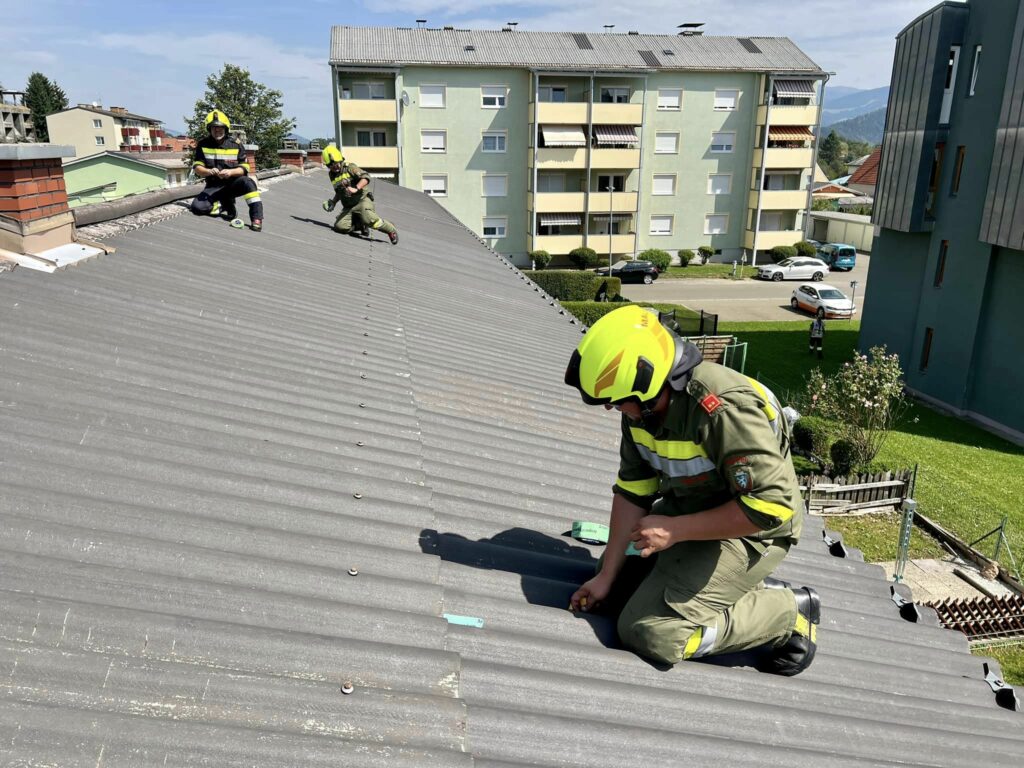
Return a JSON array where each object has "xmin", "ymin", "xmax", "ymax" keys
[
  {"xmin": 1, "ymin": 91, "xmax": 36, "ymax": 143},
  {"xmin": 62, "ymin": 151, "xmax": 187, "ymax": 207},
  {"xmin": 46, "ymin": 104, "xmax": 169, "ymax": 160},
  {"xmin": 847, "ymin": 145, "xmax": 881, "ymax": 196}
]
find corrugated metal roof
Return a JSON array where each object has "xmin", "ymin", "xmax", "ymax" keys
[
  {"xmin": 0, "ymin": 173, "xmax": 1021, "ymax": 765},
  {"xmin": 330, "ymin": 27, "xmax": 825, "ymax": 73}
]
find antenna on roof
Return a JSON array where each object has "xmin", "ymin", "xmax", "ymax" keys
[
  {"xmin": 677, "ymin": 22, "xmax": 705, "ymax": 36},
  {"xmin": 603, "ymin": 24, "xmax": 615, "ymax": 33},
  {"xmin": 416, "ymin": 19, "xmax": 427, "ymax": 28},
  {"xmin": 507, "ymin": 21, "xmax": 518, "ymax": 28}
]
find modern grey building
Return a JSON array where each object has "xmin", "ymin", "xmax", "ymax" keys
[{"xmin": 862, "ymin": 0, "xmax": 1024, "ymax": 442}]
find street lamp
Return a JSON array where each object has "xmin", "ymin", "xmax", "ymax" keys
[
  {"xmin": 849, "ymin": 280, "xmax": 859, "ymax": 322},
  {"xmin": 607, "ymin": 184, "xmax": 614, "ymax": 275}
]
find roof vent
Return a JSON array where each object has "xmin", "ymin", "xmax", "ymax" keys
[
  {"xmin": 738, "ymin": 38, "xmax": 763, "ymax": 53},
  {"xmin": 663, "ymin": 49, "xmax": 675, "ymax": 55},
  {"xmin": 678, "ymin": 22, "xmax": 705, "ymax": 36},
  {"xmin": 465, "ymin": 44, "xmax": 476, "ymax": 51},
  {"xmin": 443, "ymin": 25, "xmax": 454, "ymax": 31},
  {"xmin": 416, "ymin": 19, "xmax": 426, "ymax": 28},
  {"xmin": 572, "ymin": 32, "xmax": 594, "ymax": 50},
  {"xmin": 638, "ymin": 50, "xmax": 662, "ymax": 67},
  {"xmin": 628, "ymin": 31, "xmax": 639, "ymax": 35}
]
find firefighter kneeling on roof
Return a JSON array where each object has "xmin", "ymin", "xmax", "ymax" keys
[
  {"xmin": 189, "ymin": 110, "xmax": 263, "ymax": 232},
  {"xmin": 564, "ymin": 305, "xmax": 821, "ymax": 675},
  {"xmin": 321, "ymin": 145, "xmax": 398, "ymax": 245}
]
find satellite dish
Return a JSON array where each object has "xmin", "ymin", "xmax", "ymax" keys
[{"xmin": 401, "ymin": 91, "xmax": 410, "ymax": 107}]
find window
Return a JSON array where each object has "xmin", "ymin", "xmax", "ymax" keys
[
  {"xmin": 655, "ymin": 132, "xmax": 679, "ymax": 154},
  {"xmin": 92, "ymin": 118, "xmax": 102, "ymax": 128},
  {"xmin": 652, "ymin": 174, "xmax": 676, "ymax": 195},
  {"xmin": 420, "ymin": 85, "xmax": 446, "ymax": 108},
  {"xmin": 940, "ymin": 45, "xmax": 960, "ymax": 123},
  {"xmin": 710, "ymin": 132, "xmax": 735, "ymax": 153},
  {"xmin": 657, "ymin": 88, "xmax": 682, "ymax": 110},
  {"xmin": 951, "ymin": 146, "xmax": 966, "ymax": 194},
  {"xmin": 94, "ymin": 136, "xmax": 105, "ymax": 146},
  {"xmin": 482, "ymin": 217, "xmax": 507, "ymax": 237},
  {"xmin": 482, "ymin": 131, "xmax": 507, "ymax": 153},
  {"xmin": 600, "ymin": 87, "xmax": 630, "ymax": 103},
  {"xmin": 537, "ymin": 174, "xmax": 565, "ymax": 193},
  {"xmin": 482, "ymin": 174, "xmax": 508, "ymax": 197},
  {"xmin": 650, "ymin": 215, "xmax": 673, "ymax": 235},
  {"xmin": 920, "ymin": 327, "xmax": 934, "ymax": 371},
  {"xmin": 482, "ymin": 86, "xmax": 507, "ymax": 108},
  {"xmin": 357, "ymin": 129, "xmax": 387, "ymax": 147},
  {"xmin": 422, "ymin": 175, "xmax": 447, "ymax": 197},
  {"xmin": 596, "ymin": 174, "xmax": 625, "ymax": 192},
  {"xmin": 421, "ymin": 130, "xmax": 446, "ymax": 153},
  {"xmin": 714, "ymin": 89, "xmax": 739, "ymax": 110},
  {"xmin": 969, "ymin": 45, "xmax": 982, "ymax": 96},
  {"xmin": 704, "ymin": 214, "xmax": 729, "ymax": 234},
  {"xmin": 538, "ymin": 85, "xmax": 567, "ymax": 103},
  {"xmin": 708, "ymin": 174, "xmax": 732, "ymax": 194},
  {"xmin": 353, "ymin": 82, "xmax": 387, "ymax": 100},
  {"xmin": 934, "ymin": 240, "xmax": 948, "ymax": 287}
]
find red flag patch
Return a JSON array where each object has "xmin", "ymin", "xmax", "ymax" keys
[{"xmin": 700, "ymin": 394, "xmax": 723, "ymax": 414}]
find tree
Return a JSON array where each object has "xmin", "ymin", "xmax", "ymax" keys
[
  {"xmin": 185, "ymin": 64, "xmax": 295, "ymax": 170},
  {"xmin": 23, "ymin": 72, "xmax": 69, "ymax": 142}
]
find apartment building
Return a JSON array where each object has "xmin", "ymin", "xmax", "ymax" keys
[
  {"xmin": 329, "ymin": 26, "xmax": 826, "ymax": 265},
  {"xmin": 862, "ymin": 0, "xmax": 1024, "ymax": 441},
  {"xmin": 46, "ymin": 104, "xmax": 168, "ymax": 160},
  {"xmin": 1, "ymin": 91, "xmax": 36, "ymax": 143}
]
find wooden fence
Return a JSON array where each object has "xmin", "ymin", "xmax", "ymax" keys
[{"xmin": 801, "ymin": 468, "xmax": 916, "ymax": 515}]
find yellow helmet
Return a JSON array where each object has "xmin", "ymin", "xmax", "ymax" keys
[
  {"xmin": 564, "ymin": 306, "xmax": 677, "ymax": 405},
  {"xmin": 205, "ymin": 110, "xmax": 231, "ymax": 132},
  {"xmin": 322, "ymin": 144, "xmax": 344, "ymax": 165}
]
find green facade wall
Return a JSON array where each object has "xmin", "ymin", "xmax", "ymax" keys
[{"xmin": 64, "ymin": 156, "xmax": 165, "ymax": 208}]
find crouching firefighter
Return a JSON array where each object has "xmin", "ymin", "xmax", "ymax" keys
[
  {"xmin": 320, "ymin": 144, "xmax": 398, "ymax": 245},
  {"xmin": 190, "ymin": 110, "xmax": 263, "ymax": 231},
  {"xmin": 564, "ymin": 305, "xmax": 820, "ymax": 675}
]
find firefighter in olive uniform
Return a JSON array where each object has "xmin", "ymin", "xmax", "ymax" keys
[
  {"xmin": 564, "ymin": 305, "xmax": 820, "ymax": 675},
  {"xmin": 321, "ymin": 144, "xmax": 398, "ymax": 244},
  {"xmin": 190, "ymin": 110, "xmax": 263, "ymax": 231}
]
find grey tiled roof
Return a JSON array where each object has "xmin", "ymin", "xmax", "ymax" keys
[
  {"xmin": 330, "ymin": 27, "xmax": 825, "ymax": 73},
  {"xmin": 0, "ymin": 174, "xmax": 1021, "ymax": 765}
]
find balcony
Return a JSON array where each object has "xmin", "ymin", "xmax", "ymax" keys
[
  {"xmin": 591, "ymin": 103, "xmax": 643, "ymax": 125},
  {"xmin": 531, "ymin": 234, "xmax": 585, "ymax": 254},
  {"xmin": 588, "ymin": 191, "xmax": 639, "ymax": 213},
  {"xmin": 532, "ymin": 102, "xmax": 589, "ymax": 124},
  {"xmin": 743, "ymin": 229, "xmax": 805, "ymax": 250},
  {"xmin": 753, "ymin": 147, "xmax": 814, "ymax": 169},
  {"xmin": 339, "ymin": 99, "xmax": 396, "ymax": 123},
  {"xmin": 343, "ymin": 146, "xmax": 399, "ymax": 168},
  {"xmin": 756, "ymin": 104, "xmax": 819, "ymax": 125},
  {"xmin": 531, "ymin": 147, "xmax": 586, "ymax": 169},
  {"xmin": 748, "ymin": 189, "xmax": 808, "ymax": 209},
  {"xmin": 588, "ymin": 233, "xmax": 636, "ymax": 254},
  {"xmin": 590, "ymin": 148, "xmax": 640, "ymax": 169},
  {"xmin": 531, "ymin": 192, "xmax": 586, "ymax": 212}
]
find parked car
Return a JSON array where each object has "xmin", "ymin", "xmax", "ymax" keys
[
  {"xmin": 757, "ymin": 257, "xmax": 829, "ymax": 282},
  {"xmin": 805, "ymin": 239, "xmax": 823, "ymax": 250},
  {"xmin": 790, "ymin": 283, "xmax": 856, "ymax": 318},
  {"xmin": 594, "ymin": 260, "xmax": 660, "ymax": 284},
  {"xmin": 817, "ymin": 243, "xmax": 857, "ymax": 271}
]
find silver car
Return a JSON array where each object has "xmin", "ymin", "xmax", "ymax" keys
[
  {"xmin": 791, "ymin": 283, "xmax": 856, "ymax": 318},
  {"xmin": 758, "ymin": 257, "xmax": 830, "ymax": 282}
]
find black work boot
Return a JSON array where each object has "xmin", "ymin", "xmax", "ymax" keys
[
  {"xmin": 388, "ymin": 230, "xmax": 399, "ymax": 245},
  {"xmin": 756, "ymin": 586, "xmax": 820, "ymax": 676}
]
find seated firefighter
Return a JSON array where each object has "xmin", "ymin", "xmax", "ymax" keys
[
  {"xmin": 320, "ymin": 145, "xmax": 398, "ymax": 245},
  {"xmin": 564, "ymin": 305, "xmax": 821, "ymax": 675},
  {"xmin": 189, "ymin": 110, "xmax": 263, "ymax": 232}
]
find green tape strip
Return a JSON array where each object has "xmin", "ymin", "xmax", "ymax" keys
[
  {"xmin": 443, "ymin": 613, "xmax": 484, "ymax": 629},
  {"xmin": 571, "ymin": 521, "xmax": 609, "ymax": 545}
]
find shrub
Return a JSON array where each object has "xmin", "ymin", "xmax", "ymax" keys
[
  {"xmin": 677, "ymin": 249, "xmax": 696, "ymax": 268},
  {"xmin": 792, "ymin": 415, "xmax": 836, "ymax": 459},
  {"xmin": 769, "ymin": 245, "xmax": 797, "ymax": 263},
  {"xmin": 568, "ymin": 247, "xmax": 601, "ymax": 269},
  {"xmin": 524, "ymin": 270, "xmax": 621, "ymax": 301},
  {"xmin": 529, "ymin": 249, "xmax": 551, "ymax": 269},
  {"xmin": 639, "ymin": 248, "xmax": 671, "ymax": 271},
  {"xmin": 830, "ymin": 439, "xmax": 858, "ymax": 476},
  {"xmin": 794, "ymin": 241, "xmax": 818, "ymax": 257},
  {"xmin": 561, "ymin": 301, "xmax": 630, "ymax": 326},
  {"xmin": 698, "ymin": 245, "xmax": 714, "ymax": 264}
]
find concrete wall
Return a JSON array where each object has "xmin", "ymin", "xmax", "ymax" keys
[
  {"xmin": 809, "ymin": 213, "xmax": 875, "ymax": 252},
  {"xmin": 47, "ymin": 110, "xmax": 121, "ymax": 160},
  {"xmin": 63, "ymin": 155, "xmax": 166, "ymax": 207}
]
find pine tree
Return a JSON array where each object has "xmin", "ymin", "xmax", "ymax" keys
[
  {"xmin": 185, "ymin": 64, "xmax": 295, "ymax": 170},
  {"xmin": 23, "ymin": 72, "xmax": 68, "ymax": 142}
]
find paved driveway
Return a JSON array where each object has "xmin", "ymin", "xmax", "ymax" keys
[{"xmin": 622, "ymin": 255, "xmax": 871, "ymax": 322}]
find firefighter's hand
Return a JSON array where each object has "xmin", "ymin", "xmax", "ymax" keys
[
  {"xmin": 631, "ymin": 515, "xmax": 679, "ymax": 557},
  {"xmin": 322, "ymin": 199, "xmax": 336, "ymax": 212},
  {"xmin": 345, "ymin": 186, "xmax": 358, "ymax": 195},
  {"xmin": 570, "ymin": 573, "xmax": 613, "ymax": 612}
]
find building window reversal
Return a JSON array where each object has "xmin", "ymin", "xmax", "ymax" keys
[
  {"xmin": 655, "ymin": 132, "xmax": 679, "ymax": 154},
  {"xmin": 482, "ymin": 174, "xmax": 508, "ymax": 197},
  {"xmin": 708, "ymin": 174, "xmax": 732, "ymax": 194},
  {"xmin": 482, "ymin": 217, "xmax": 507, "ymax": 237},
  {"xmin": 600, "ymin": 87, "xmax": 630, "ymax": 103},
  {"xmin": 940, "ymin": 45, "xmax": 961, "ymax": 124},
  {"xmin": 92, "ymin": 118, "xmax": 102, "ymax": 128},
  {"xmin": 482, "ymin": 86, "xmax": 507, "ymax": 108},
  {"xmin": 920, "ymin": 327, "xmax": 934, "ymax": 371},
  {"xmin": 710, "ymin": 131, "xmax": 735, "ymax": 153},
  {"xmin": 705, "ymin": 214, "xmax": 729, "ymax": 235},
  {"xmin": 650, "ymin": 215, "xmax": 673, "ymax": 235},
  {"xmin": 934, "ymin": 240, "xmax": 948, "ymax": 287},
  {"xmin": 714, "ymin": 89, "xmax": 739, "ymax": 110},
  {"xmin": 657, "ymin": 88, "xmax": 682, "ymax": 111},
  {"xmin": 652, "ymin": 174, "xmax": 676, "ymax": 196},
  {"xmin": 421, "ymin": 130, "xmax": 446, "ymax": 153},
  {"xmin": 951, "ymin": 146, "xmax": 966, "ymax": 195},
  {"xmin": 482, "ymin": 132, "xmax": 507, "ymax": 153},
  {"xmin": 422, "ymin": 174, "xmax": 447, "ymax": 197},
  {"xmin": 420, "ymin": 84, "xmax": 446, "ymax": 108},
  {"xmin": 926, "ymin": 142, "xmax": 945, "ymax": 218},
  {"xmin": 357, "ymin": 129, "xmax": 387, "ymax": 147}
]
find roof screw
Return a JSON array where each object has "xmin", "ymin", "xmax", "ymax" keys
[
  {"xmin": 360, "ymin": 374, "xmax": 367, "ymax": 379},
  {"xmin": 353, "ymin": 492, "xmax": 363, "ymax": 499},
  {"xmin": 362, "ymin": 350, "xmax": 368, "ymax": 355},
  {"xmin": 347, "ymin": 567, "xmax": 359, "ymax": 576},
  {"xmin": 356, "ymin": 441, "xmax": 364, "ymax": 446},
  {"xmin": 341, "ymin": 681, "xmax": 355, "ymax": 694},
  {"xmin": 363, "ymin": 332, "xmax": 369, "ymax": 337},
  {"xmin": 358, "ymin": 403, "xmax": 366, "ymax": 408}
]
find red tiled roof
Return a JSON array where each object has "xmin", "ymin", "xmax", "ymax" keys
[{"xmin": 848, "ymin": 146, "xmax": 882, "ymax": 186}]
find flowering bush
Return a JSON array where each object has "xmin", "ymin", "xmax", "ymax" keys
[{"xmin": 803, "ymin": 346, "xmax": 906, "ymax": 468}]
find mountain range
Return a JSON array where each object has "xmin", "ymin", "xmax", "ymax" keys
[{"xmin": 821, "ymin": 86, "xmax": 889, "ymax": 127}]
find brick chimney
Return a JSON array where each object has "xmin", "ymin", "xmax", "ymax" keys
[
  {"xmin": 244, "ymin": 144, "xmax": 259, "ymax": 174},
  {"xmin": 277, "ymin": 148, "xmax": 306, "ymax": 173},
  {"xmin": 0, "ymin": 144, "xmax": 76, "ymax": 256}
]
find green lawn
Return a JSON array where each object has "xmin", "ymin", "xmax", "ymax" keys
[
  {"xmin": 663, "ymin": 264, "xmax": 758, "ymax": 280},
  {"xmin": 975, "ymin": 644, "xmax": 1024, "ymax": 686}
]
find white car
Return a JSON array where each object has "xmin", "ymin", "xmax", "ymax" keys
[
  {"xmin": 791, "ymin": 283, "xmax": 856, "ymax": 318},
  {"xmin": 758, "ymin": 257, "xmax": 830, "ymax": 282}
]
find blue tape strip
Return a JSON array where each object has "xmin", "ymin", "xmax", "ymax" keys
[{"xmin": 443, "ymin": 613, "xmax": 484, "ymax": 629}]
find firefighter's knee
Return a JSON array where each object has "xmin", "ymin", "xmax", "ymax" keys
[
  {"xmin": 334, "ymin": 223, "xmax": 351, "ymax": 234},
  {"xmin": 240, "ymin": 176, "xmax": 258, "ymax": 193},
  {"xmin": 190, "ymin": 197, "xmax": 212, "ymax": 215},
  {"xmin": 617, "ymin": 614, "xmax": 680, "ymax": 665}
]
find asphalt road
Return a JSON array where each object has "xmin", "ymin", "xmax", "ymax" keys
[{"xmin": 621, "ymin": 255, "xmax": 871, "ymax": 322}]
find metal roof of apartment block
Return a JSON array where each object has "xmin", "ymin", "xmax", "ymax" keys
[
  {"xmin": 0, "ymin": 173, "xmax": 1021, "ymax": 765},
  {"xmin": 330, "ymin": 26, "xmax": 825, "ymax": 74}
]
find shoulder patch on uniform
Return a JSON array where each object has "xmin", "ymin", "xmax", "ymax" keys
[{"xmin": 700, "ymin": 394, "xmax": 723, "ymax": 414}]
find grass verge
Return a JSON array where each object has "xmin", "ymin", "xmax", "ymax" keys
[{"xmin": 663, "ymin": 264, "xmax": 758, "ymax": 280}]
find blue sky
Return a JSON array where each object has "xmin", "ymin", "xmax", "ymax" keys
[{"xmin": 3, "ymin": 0, "xmax": 942, "ymax": 137}]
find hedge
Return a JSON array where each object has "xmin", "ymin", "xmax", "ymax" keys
[
  {"xmin": 568, "ymin": 247, "xmax": 602, "ymax": 269},
  {"xmin": 524, "ymin": 270, "xmax": 621, "ymax": 301},
  {"xmin": 528, "ymin": 249, "xmax": 552, "ymax": 269},
  {"xmin": 794, "ymin": 241, "xmax": 818, "ymax": 257},
  {"xmin": 792, "ymin": 415, "xmax": 837, "ymax": 462},
  {"xmin": 639, "ymin": 248, "xmax": 671, "ymax": 271},
  {"xmin": 769, "ymin": 245, "xmax": 797, "ymax": 262},
  {"xmin": 561, "ymin": 300, "xmax": 698, "ymax": 327}
]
